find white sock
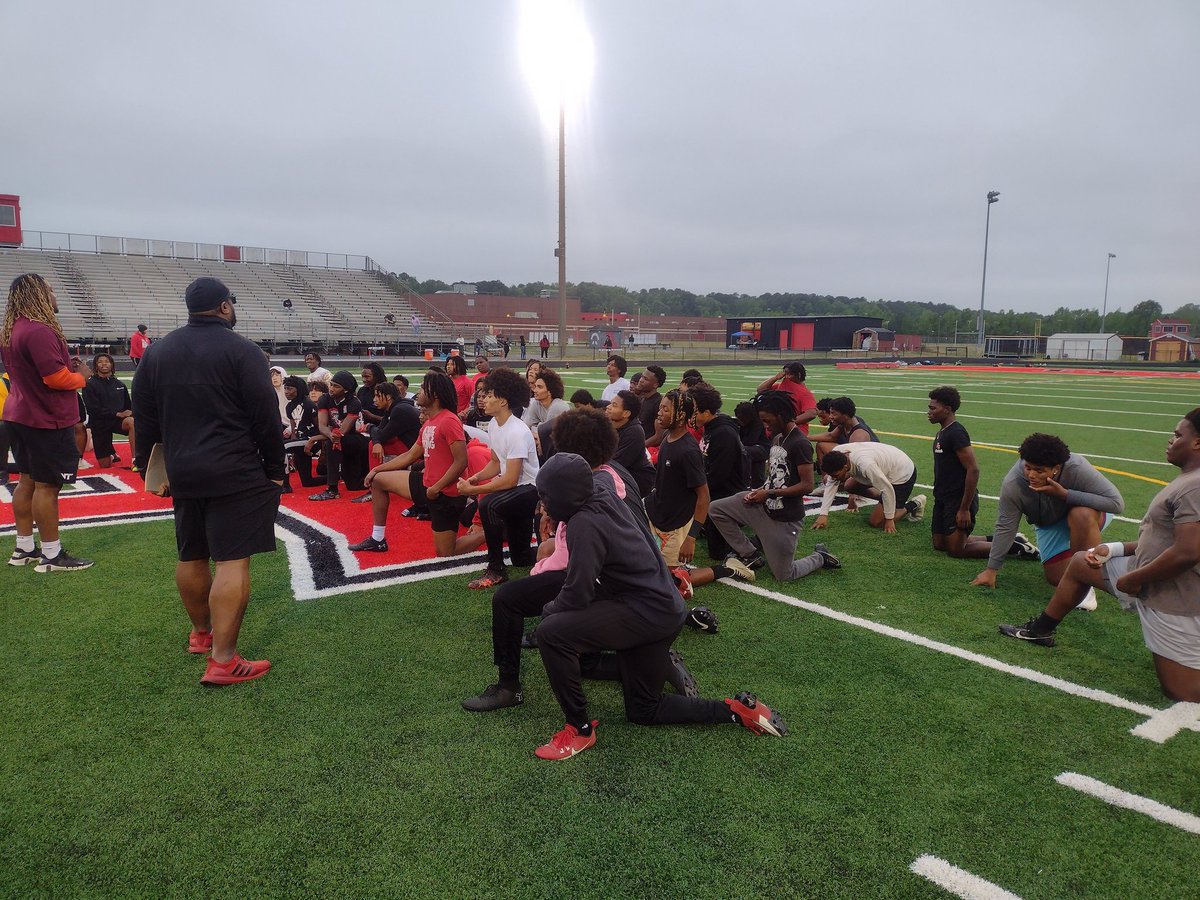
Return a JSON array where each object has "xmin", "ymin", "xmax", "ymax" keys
[
  {"xmin": 15, "ymin": 534, "xmax": 35, "ymax": 552},
  {"xmin": 371, "ymin": 526, "xmax": 386, "ymax": 541},
  {"xmin": 42, "ymin": 539, "xmax": 62, "ymax": 559}
]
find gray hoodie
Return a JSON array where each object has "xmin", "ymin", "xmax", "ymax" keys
[
  {"xmin": 988, "ymin": 453, "xmax": 1124, "ymax": 570},
  {"xmin": 537, "ymin": 453, "xmax": 684, "ymax": 628}
]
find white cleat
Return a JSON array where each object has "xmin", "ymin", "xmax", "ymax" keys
[{"xmin": 1076, "ymin": 586, "xmax": 1098, "ymax": 611}]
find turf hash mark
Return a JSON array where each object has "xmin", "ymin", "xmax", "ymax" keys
[
  {"xmin": 1055, "ymin": 773, "xmax": 1200, "ymax": 835},
  {"xmin": 909, "ymin": 855, "xmax": 1022, "ymax": 899}
]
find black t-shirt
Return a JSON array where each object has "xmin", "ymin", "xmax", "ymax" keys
[
  {"xmin": 356, "ymin": 385, "xmax": 383, "ymax": 423},
  {"xmin": 645, "ymin": 432, "xmax": 707, "ymax": 531},
  {"xmin": 316, "ymin": 393, "xmax": 362, "ymax": 432},
  {"xmin": 638, "ymin": 392, "xmax": 663, "ymax": 439},
  {"xmin": 763, "ymin": 427, "xmax": 813, "ymax": 522},
  {"xmin": 614, "ymin": 420, "xmax": 656, "ymax": 496},
  {"xmin": 933, "ymin": 420, "xmax": 972, "ymax": 499},
  {"xmin": 287, "ymin": 398, "xmax": 319, "ymax": 438}
]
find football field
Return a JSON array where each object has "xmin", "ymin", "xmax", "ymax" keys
[{"xmin": 3, "ymin": 363, "xmax": 1199, "ymax": 898}]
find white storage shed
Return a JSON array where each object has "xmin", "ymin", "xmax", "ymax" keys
[{"xmin": 1045, "ymin": 333, "xmax": 1122, "ymax": 361}]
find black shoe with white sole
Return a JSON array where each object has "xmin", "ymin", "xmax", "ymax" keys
[
  {"xmin": 348, "ymin": 536, "xmax": 389, "ymax": 552},
  {"xmin": 813, "ymin": 543, "xmax": 841, "ymax": 570},
  {"xmin": 998, "ymin": 619, "xmax": 1056, "ymax": 647},
  {"xmin": 8, "ymin": 547, "xmax": 40, "ymax": 567},
  {"xmin": 462, "ymin": 683, "xmax": 524, "ymax": 712},
  {"xmin": 34, "ymin": 549, "xmax": 94, "ymax": 573}
]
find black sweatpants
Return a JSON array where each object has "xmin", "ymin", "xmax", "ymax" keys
[
  {"xmin": 325, "ymin": 431, "xmax": 369, "ymax": 492},
  {"xmin": 537, "ymin": 597, "xmax": 731, "ymax": 728},
  {"xmin": 480, "ymin": 483, "xmax": 539, "ymax": 572}
]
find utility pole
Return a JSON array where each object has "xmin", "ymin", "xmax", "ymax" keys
[{"xmin": 978, "ymin": 190, "xmax": 1000, "ymax": 355}]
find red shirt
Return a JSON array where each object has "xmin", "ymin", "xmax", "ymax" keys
[
  {"xmin": 452, "ymin": 375, "xmax": 473, "ymax": 413},
  {"xmin": 2, "ymin": 317, "xmax": 81, "ymax": 429},
  {"xmin": 421, "ymin": 409, "xmax": 465, "ymax": 496},
  {"xmin": 130, "ymin": 331, "xmax": 151, "ymax": 359},
  {"xmin": 779, "ymin": 381, "xmax": 817, "ymax": 435}
]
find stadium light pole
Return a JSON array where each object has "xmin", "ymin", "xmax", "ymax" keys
[
  {"xmin": 977, "ymin": 190, "xmax": 1000, "ymax": 355},
  {"xmin": 519, "ymin": 0, "xmax": 594, "ymax": 364},
  {"xmin": 1100, "ymin": 252, "xmax": 1116, "ymax": 333}
]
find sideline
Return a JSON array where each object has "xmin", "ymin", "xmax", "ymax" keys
[{"xmin": 720, "ymin": 579, "xmax": 1200, "ymax": 743}]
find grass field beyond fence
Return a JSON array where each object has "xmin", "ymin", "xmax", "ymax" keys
[{"xmin": 3, "ymin": 364, "xmax": 1198, "ymax": 898}]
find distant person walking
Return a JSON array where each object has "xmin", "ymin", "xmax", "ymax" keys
[
  {"xmin": 132, "ymin": 277, "xmax": 286, "ymax": 686},
  {"xmin": 130, "ymin": 324, "xmax": 150, "ymax": 368},
  {"xmin": 520, "ymin": 335, "xmax": 527, "ymax": 359},
  {"xmin": 2, "ymin": 273, "xmax": 93, "ymax": 572},
  {"xmin": 539, "ymin": 334, "xmax": 550, "ymax": 359},
  {"xmin": 411, "ymin": 313, "xmax": 420, "ymax": 335}
]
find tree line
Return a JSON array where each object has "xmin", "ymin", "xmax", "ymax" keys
[{"xmin": 387, "ymin": 272, "xmax": 1193, "ymax": 339}]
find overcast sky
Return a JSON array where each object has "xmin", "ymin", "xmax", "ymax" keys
[{"xmin": 4, "ymin": 1, "xmax": 1197, "ymax": 315}]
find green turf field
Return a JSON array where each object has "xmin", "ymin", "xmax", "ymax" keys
[{"xmin": 4, "ymin": 364, "xmax": 1199, "ymax": 898}]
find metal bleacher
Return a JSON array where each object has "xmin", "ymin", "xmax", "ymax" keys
[{"xmin": 0, "ymin": 241, "xmax": 452, "ymax": 350}]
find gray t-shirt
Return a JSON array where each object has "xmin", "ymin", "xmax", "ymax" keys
[
  {"xmin": 1134, "ymin": 468, "xmax": 1200, "ymax": 615},
  {"xmin": 522, "ymin": 397, "xmax": 572, "ymax": 427},
  {"xmin": 988, "ymin": 453, "xmax": 1125, "ymax": 570}
]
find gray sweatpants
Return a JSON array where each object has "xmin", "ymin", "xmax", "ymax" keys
[{"xmin": 708, "ymin": 492, "xmax": 824, "ymax": 582}]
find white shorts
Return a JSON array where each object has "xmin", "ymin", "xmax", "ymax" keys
[{"xmin": 1105, "ymin": 556, "xmax": 1200, "ymax": 669}]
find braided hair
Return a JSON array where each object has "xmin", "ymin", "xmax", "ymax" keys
[
  {"xmin": 4, "ymin": 274, "xmax": 64, "ymax": 347},
  {"xmin": 753, "ymin": 389, "xmax": 796, "ymax": 422},
  {"xmin": 662, "ymin": 388, "xmax": 696, "ymax": 428}
]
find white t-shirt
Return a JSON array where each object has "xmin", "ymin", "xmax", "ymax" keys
[
  {"xmin": 488, "ymin": 413, "xmax": 540, "ymax": 487},
  {"xmin": 601, "ymin": 377, "xmax": 630, "ymax": 402},
  {"xmin": 306, "ymin": 366, "xmax": 333, "ymax": 386}
]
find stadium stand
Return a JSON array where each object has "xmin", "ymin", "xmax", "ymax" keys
[{"xmin": 0, "ymin": 245, "xmax": 453, "ymax": 349}]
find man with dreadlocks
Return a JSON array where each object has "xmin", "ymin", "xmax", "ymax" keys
[
  {"xmin": 2, "ymin": 274, "xmax": 93, "ymax": 571},
  {"xmin": 708, "ymin": 390, "xmax": 841, "ymax": 583},
  {"xmin": 645, "ymin": 388, "xmax": 709, "ymax": 570}
]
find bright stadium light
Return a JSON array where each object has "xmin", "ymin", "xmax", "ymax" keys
[{"xmin": 520, "ymin": 0, "xmax": 594, "ymax": 360}]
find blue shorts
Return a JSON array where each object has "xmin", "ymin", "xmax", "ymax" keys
[{"xmin": 1035, "ymin": 512, "xmax": 1111, "ymax": 565}]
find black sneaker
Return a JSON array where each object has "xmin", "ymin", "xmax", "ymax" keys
[
  {"xmin": 308, "ymin": 490, "xmax": 340, "ymax": 501},
  {"xmin": 813, "ymin": 543, "xmax": 841, "ymax": 570},
  {"xmin": 1010, "ymin": 533, "xmax": 1041, "ymax": 561},
  {"xmin": 34, "ymin": 549, "xmax": 94, "ymax": 573},
  {"xmin": 685, "ymin": 606, "xmax": 719, "ymax": 634},
  {"xmin": 462, "ymin": 683, "xmax": 524, "ymax": 712},
  {"xmin": 666, "ymin": 649, "xmax": 699, "ymax": 697},
  {"xmin": 8, "ymin": 546, "xmax": 40, "ymax": 567},
  {"xmin": 348, "ymin": 536, "xmax": 388, "ymax": 552},
  {"xmin": 351, "ymin": 493, "xmax": 373, "ymax": 504},
  {"xmin": 520, "ymin": 629, "xmax": 539, "ymax": 650},
  {"xmin": 998, "ymin": 619, "xmax": 1056, "ymax": 647}
]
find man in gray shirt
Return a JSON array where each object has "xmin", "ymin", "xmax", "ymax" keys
[
  {"xmin": 999, "ymin": 410, "xmax": 1200, "ymax": 703},
  {"xmin": 972, "ymin": 433, "xmax": 1123, "ymax": 589}
]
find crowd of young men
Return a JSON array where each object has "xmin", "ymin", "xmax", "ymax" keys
[{"xmin": 5, "ymin": 274, "xmax": 1198, "ymax": 748}]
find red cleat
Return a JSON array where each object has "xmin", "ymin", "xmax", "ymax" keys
[
  {"xmin": 671, "ymin": 566, "xmax": 694, "ymax": 601},
  {"xmin": 187, "ymin": 629, "xmax": 213, "ymax": 654},
  {"xmin": 535, "ymin": 721, "xmax": 598, "ymax": 760},
  {"xmin": 726, "ymin": 692, "xmax": 788, "ymax": 737},
  {"xmin": 201, "ymin": 654, "xmax": 271, "ymax": 686}
]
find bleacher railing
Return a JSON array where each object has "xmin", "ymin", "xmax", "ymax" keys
[{"xmin": 19, "ymin": 230, "xmax": 375, "ymax": 272}]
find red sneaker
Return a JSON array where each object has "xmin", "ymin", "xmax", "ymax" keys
[
  {"xmin": 187, "ymin": 629, "xmax": 213, "ymax": 654},
  {"xmin": 201, "ymin": 654, "xmax": 271, "ymax": 686},
  {"xmin": 726, "ymin": 692, "xmax": 788, "ymax": 737},
  {"xmin": 535, "ymin": 721, "xmax": 598, "ymax": 760},
  {"xmin": 672, "ymin": 566, "xmax": 694, "ymax": 601}
]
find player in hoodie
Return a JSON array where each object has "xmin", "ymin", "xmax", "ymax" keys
[{"xmin": 510, "ymin": 451, "xmax": 789, "ymax": 760}]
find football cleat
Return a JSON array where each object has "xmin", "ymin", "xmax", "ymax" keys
[
  {"xmin": 726, "ymin": 691, "xmax": 788, "ymax": 737},
  {"xmin": 685, "ymin": 606, "xmax": 719, "ymax": 634}
]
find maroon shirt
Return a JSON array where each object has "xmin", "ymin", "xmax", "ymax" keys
[{"xmin": 1, "ymin": 317, "xmax": 80, "ymax": 429}]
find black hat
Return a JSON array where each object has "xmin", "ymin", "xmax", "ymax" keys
[{"xmin": 185, "ymin": 277, "xmax": 236, "ymax": 313}]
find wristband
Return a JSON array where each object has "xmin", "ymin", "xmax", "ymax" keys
[
  {"xmin": 1103, "ymin": 541, "xmax": 1125, "ymax": 558},
  {"xmin": 688, "ymin": 522, "xmax": 704, "ymax": 539}
]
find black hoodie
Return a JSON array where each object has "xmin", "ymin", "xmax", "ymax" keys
[
  {"xmin": 537, "ymin": 453, "xmax": 684, "ymax": 629},
  {"xmin": 700, "ymin": 413, "xmax": 750, "ymax": 501}
]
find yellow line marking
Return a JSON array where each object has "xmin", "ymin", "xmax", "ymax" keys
[{"xmin": 875, "ymin": 430, "xmax": 1169, "ymax": 487}]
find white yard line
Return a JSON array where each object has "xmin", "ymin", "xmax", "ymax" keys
[
  {"xmin": 852, "ymin": 406, "xmax": 1164, "ymax": 435},
  {"xmin": 1055, "ymin": 772, "xmax": 1200, "ymax": 835},
  {"xmin": 909, "ymin": 855, "xmax": 1022, "ymax": 899},
  {"xmin": 907, "ymin": 483, "xmax": 1142, "ymax": 525}
]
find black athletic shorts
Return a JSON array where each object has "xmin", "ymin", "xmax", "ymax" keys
[
  {"xmin": 427, "ymin": 492, "xmax": 468, "ymax": 533},
  {"xmin": 409, "ymin": 473, "xmax": 428, "ymax": 507},
  {"xmin": 891, "ymin": 470, "xmax": 917, "ymax": 510},
  {"xmin": 931, "ymin": 494, "xmax": 979, "ymax": 535},
  {"xmin": 90, "ymin": 417, "xmax": 125, "ymax": 459},
  {"xmin": 7, "ymin": 422, "xmax": 80, "ymax": 487},
  {"xmin": 173, "ymin": 481, "xmax": 281, "ymax": 562}
]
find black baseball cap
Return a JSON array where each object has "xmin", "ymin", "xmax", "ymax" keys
[{"xmin": 185, "ymin": 277, "xmax": 236, "ymax": 313}]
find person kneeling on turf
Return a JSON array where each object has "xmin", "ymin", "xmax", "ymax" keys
[
  {"xmin": 999, "ymin": 410, "xmax": 1200, "ymax": 702},
  {"xmin": 463, "ymin": 451, "xmax": 788, "ymax": 761},
  {"xmin": 813, "ymin": 442, "xmax": 925, "ymax": 534},
  {"xmin": 971, "ymin": 432, "xmax": 1124, "ymax": 593}
]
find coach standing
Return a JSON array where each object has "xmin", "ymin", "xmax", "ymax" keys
[
  {"xmin": 133, "ymin": 277, "xmax": 285, "ymax": 686},
  {"xmin": 2, "ymin": 274, "xmax": 93, "ymax": 572}
]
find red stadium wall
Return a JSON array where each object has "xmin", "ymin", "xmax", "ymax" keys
[{"xmin": 0, "ymin": 194, "xmax": 22, "ymax": 247}]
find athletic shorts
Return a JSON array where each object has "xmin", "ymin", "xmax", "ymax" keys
[
  {"xmin": 427, "ymin": 492, "xmax": 468, "ymax": 533},
  {"xmin": 7, "ymin": 422, "xmax": 80, "ymax": 487},
  {"xmin": 1037, "ymin": 513, "xmax": 1112, "ymax": 566},
  {"xmin": 891, "ymin": 470, "xmax": 917, "ymax": 511},
  {"xmin": 90, "ymin": 417, "xmax": 126, "ymax": 459},
  {"xmin": 652, "ymin": 519, "xmax": 692, "ymax": 567},
  {"xmin": 931, "ymin": 494, "xmax": 978, "ymax": 535},
  {"xmin": 173, "ymin": 481, "xmax": 281, "ymax": 562},
  {"xmin": 1104, "ymin": 557, "xmax": 1200, "ymax": 668},
  {"xmin": 409, "ymin": 473, "xmax": 428, "ymax": 508}
]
